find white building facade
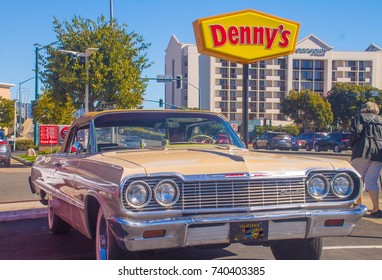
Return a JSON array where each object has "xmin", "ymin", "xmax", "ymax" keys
[{"xmin": 165, "ymin": 34, "xmax": 382, "ymax": 125}]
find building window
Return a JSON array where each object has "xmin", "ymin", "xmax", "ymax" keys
[
  {"xmin": 301, "ymin": 71, "xmax": 313, "ymax": 81},
  {"xmin": 347, "ymin": 61, "xmax": 357, "ymax": 70},
  {"xmin": 293, "ymin": 60, "xmax": 299, "ymax": 69},
  {"xmin": 315, "ymin": 71, "xmax": 324, "ymax": 81},
  {"xmin": 314, "ymin": 60, "xmax": 324, "ymax": 70},
  {"xmin": 301, "ymin": 82, "xmax": 313, "ymax": 90},
  {"xmin": 301, "ymin": 60, "xmax": 313, "ymax": 70},
  {"xmin": 293, "ymin": 71, "xmax": 299, "ymax": 80}
]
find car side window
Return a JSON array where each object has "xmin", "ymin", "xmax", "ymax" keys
[{"xmin": 66, "ymin": 125, "xmax": 91, "ymax": 154}]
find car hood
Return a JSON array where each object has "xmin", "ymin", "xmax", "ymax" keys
[{"xmin": 100, "ymin": 147, "xmax": 352, "ymax": 176}]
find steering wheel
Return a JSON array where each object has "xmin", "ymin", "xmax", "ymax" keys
[{"xmin": 187, "ymin": 134, "xmax": 215, "ymax": 144}]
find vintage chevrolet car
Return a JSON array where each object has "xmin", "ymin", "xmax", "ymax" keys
[{"xmin": 29, "ymin": 110, "xmax": 367, "ymax": 260}]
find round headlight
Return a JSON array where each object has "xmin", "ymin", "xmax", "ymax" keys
[
  {"xmin": 154, "ymin": 180, "xmax": 180, "ymax": 206},
  {"xmin": 331, "ymin": 173, "xmax": 354, "ymax": 198},
  {"xmin": 125, "ymin": 181, "xmax": 152, "ymax": 208},
  {"xmin": 307, "ymin": 175, "xmax": 329, "ymax": 199}
]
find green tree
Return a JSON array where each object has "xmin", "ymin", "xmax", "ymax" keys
[
  {"xmin": 40, "ymin": 15, "xmax": 152, "ymax": 112},
  {"xmin": 326, "ymin": 83, "xmax": 362, "ymax": 131},
  {"xmin": 326, "ymin": 83, "xmax": 382, "ymax": 131},
  {"xmin": 0, "ymin": 97, "xmax": 15, "ymax": 130},
  {"xmin": 281, "ymin": 90, "xmax": 333, "ymax": 131},
  {"xmin": 33, "ymin": 91, "xmax": 75, "ymax": 124}
]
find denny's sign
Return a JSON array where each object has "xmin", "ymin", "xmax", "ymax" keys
[{"xmin": 193, "ymin": 9, "xmax": 300, "ymax": 63}]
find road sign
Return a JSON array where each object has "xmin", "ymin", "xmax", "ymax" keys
[
  {"xmin": 156, "ymin": 75, "xmax": 173, "ymax": 83},
  {"xmin": 39, "ymin": 125, "xmax": 59, "ymax": 145}
]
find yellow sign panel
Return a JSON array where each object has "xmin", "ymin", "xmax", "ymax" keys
[{"xmin": 193, "ymin": 9, "xmax": 300, "ymax": 63}]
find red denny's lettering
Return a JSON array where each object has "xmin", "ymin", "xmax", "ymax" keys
[{"xmin": 209, "ymin": 24, "xmax": 291, "ymax": 49}]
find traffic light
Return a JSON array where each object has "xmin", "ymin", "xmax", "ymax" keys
[
  {"xmin": 263, "ymin": 118, "xmax": 267, "ymax": 126},
  {"xmin": 159, "ymin": 98, "xmax": 163, "ymax": 107},
  {"xmin": 31, "ymin": 100, "xmax": 36, "ymax": 116},
  {"xmin": 176, "ymin": 75, "xmax": 182, "ymax": 89}
]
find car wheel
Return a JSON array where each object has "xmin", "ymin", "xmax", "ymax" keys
[
  {"xmin": 333, "ymin": 145, "xmax": 340, "ymax": 153},
  {"xmin": 305, "ymin": 144, "xmax": 311, "ymax": 151},
  {"xmin": 96, "ymin": 208, "xmax": 123, "ymax": 260},
  {"xmin": 266, "ymin": 143, "xmax": 271, "ymax": 150},
  {"xmin": 270, "ymin": 238, "xmax": 322, "ymax": 260},
  {"xmin": 48, "ymin": 199, "xmax": 71, "ymax": 235},
  {"xmin": 4, "ymin": 159, "xmax": 10, "ymax": 167}
]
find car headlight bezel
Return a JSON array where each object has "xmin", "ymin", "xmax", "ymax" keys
[
  {"xmin": 125, "ymin": 180, "xmax": 152, "ymax": 209},
  {"xmin": 331, "ymin": 173, "xmax": 354, "ymax": 198},
  {"xmin": 154, "ymin": 180, "xmax": 180, "ymax": 207},
  {"xmin": 307, "ymin": 174, "xmax": 329, "ymax": 200}
]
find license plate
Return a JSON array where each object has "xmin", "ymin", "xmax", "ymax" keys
[{"xmin": 230, "ymin": 221, "xmax": 268, "ymax": 243}]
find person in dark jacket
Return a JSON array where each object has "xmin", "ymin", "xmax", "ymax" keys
[{"xmin": 350, "ymin": 101, "xmax": 382, "ymax": 218}]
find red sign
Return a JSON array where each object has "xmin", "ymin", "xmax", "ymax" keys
[
  {"xmin": 39, "ymin": 125, "xmax": 59, "ymax": 145},
  {"xmin": 60, "ymin": 126, "xmax": 70, "ymax": 140}
]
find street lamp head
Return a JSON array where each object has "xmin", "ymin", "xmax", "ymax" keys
[
  {"xmin": 85, "ymin": 48, "xmax": 99, "ymax": 56},
  {"xmin": 58, "ymin": 49, "xmax": 84, "ymax": 57}
]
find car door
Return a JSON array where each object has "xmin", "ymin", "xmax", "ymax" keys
[{"xmin": 52, "ymin": 124, "xmax": 89, "ymax": 228}]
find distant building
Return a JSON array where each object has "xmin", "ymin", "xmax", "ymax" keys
[
  {"xmin": 0, "ymin": 83, "xmax": 15, "ymax": 135},
  {"xmin": 0, "ymin": 82, "xmax": 14, "ymax": 100},
  {"xmin": 165, "ymin": 34, "xmax": 382, "ymax": 126}
]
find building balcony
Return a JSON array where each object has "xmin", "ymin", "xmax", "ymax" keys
[
  {"xmin": 265, "ymin": 109, "xmax": 280, "ymax": 114},
  {"xmin": 265, "ymin": 86, "xmax": 280, "ymax": 91},
  {"xmin": 266, "ymin": 64, "xmax": 280, "ymax": 70},
  {"xmin": 336, "ymin": 66, "xmax": 351, "ymax": 71},
  {"xmin": 266, "ymin": 76, "xmax": 281, "ymax": 81},
  {"xmin": 266, "ymin": 98, "xmax": 281, "ymax": 103},
  {"xmin": 336, "ymin": 77, "xmax": 351, "ymax": 82}
]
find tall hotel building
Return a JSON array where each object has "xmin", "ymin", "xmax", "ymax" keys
[{"xmin": 165, "ymin": 34, "xmax": 382, "ymax": 126}]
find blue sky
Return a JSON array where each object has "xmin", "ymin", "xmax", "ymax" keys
[{"xmin": 1, "ymin": 0, "xmax": 382, "ymax": 109}]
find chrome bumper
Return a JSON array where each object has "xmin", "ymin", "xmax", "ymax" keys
[{"xmin": 109, "ymin": 205, "xmax": 367, "ymax": 252}]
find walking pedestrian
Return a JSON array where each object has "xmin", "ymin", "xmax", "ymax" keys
[{"xmin": 350, "ymin": 101, "xmax": 382, "ymax": 218}]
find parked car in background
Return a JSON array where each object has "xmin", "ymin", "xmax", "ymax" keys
[
  {"xmin": 121, "ymin": 136, "xmax": 146, "ymax": 149},
  {"xmin": 253, "ymin": 132, "xmax": 292, "ymax": 150},
  {"xmin": 297, "ymin": 132, "xmax": 328, "ymax": 151},
  {"xmin": 29, "ymin": 110, "xmax": 366, "ymax": 260},
  {"xmin": 290, "ymin": 136, "xmax": 301, "ymax": 151},
  {"xmin": 0, "ymin": 131, "xmax": 11, "ymax": 167},
  {"xmin": 314, "ymin": 132, "xmax": 351, "ymax": 153}
]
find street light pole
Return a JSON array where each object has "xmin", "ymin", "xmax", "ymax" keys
[
  {"xmin": 18, "ymin": 77, "xmax": 34, "ymax": 137},
  {"xmin": 58, "ymin": 48, "xmax": 99, "ymax": 113},
  {"xmin": 34, "ymin": 40, "xmax": 60, "ymax": 145}
]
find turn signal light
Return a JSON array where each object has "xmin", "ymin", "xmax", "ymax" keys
[
  {"xmin": 143, "ymin": 229, "xmax": 166, "ymax": 238},
  {"xmin": 324, "ymin": 219, "xmax": 344, "ymax": 227}
]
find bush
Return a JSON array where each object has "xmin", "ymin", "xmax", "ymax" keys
[{"xmin": 16, "ymin": 139, "xmax": 35, "ymax": 151}]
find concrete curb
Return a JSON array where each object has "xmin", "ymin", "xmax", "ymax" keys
[
  {"xmin": 11, "ymin": 155, "xmax": 33, "ymax": 166},
  {"xmin": 0, "ymin": 207, "xmax": 47, "ymax": 222}
]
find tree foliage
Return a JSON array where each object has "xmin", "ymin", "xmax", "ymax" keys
[
  {"xmin": 326, "ymin": 83, "xmax": 382, "ymax": 131},
  {"xmin": 281, "ymin": 90, "xmax": 333, "ymax": 131},
  {"xmin": 0, "ymin": 97, "xmax": 15, "ymax": 130},
  {"xmin": 33, "ymin": 91, "xmax": 75, "ymax": 124},
  {"xmin": 40, "ymin": 15, "xmax": 152, "ymax": 112}
]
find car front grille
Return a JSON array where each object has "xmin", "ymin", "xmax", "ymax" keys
[
  {"xmin": 181, "ymin": 178, "xmax": 306, "ymax": 209},
  {"xmin": 122, "ymin": 171, "xmax": 354, "ymax": 212}
]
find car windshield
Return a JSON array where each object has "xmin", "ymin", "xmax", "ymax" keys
[{"xmin": 93, "ymin": 111, "xmax": 243, "ymax": 151}]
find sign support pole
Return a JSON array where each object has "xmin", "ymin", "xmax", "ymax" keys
[{"xmin": 242, "ymin": 64, "xmax": 249, "ymax": 148}]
